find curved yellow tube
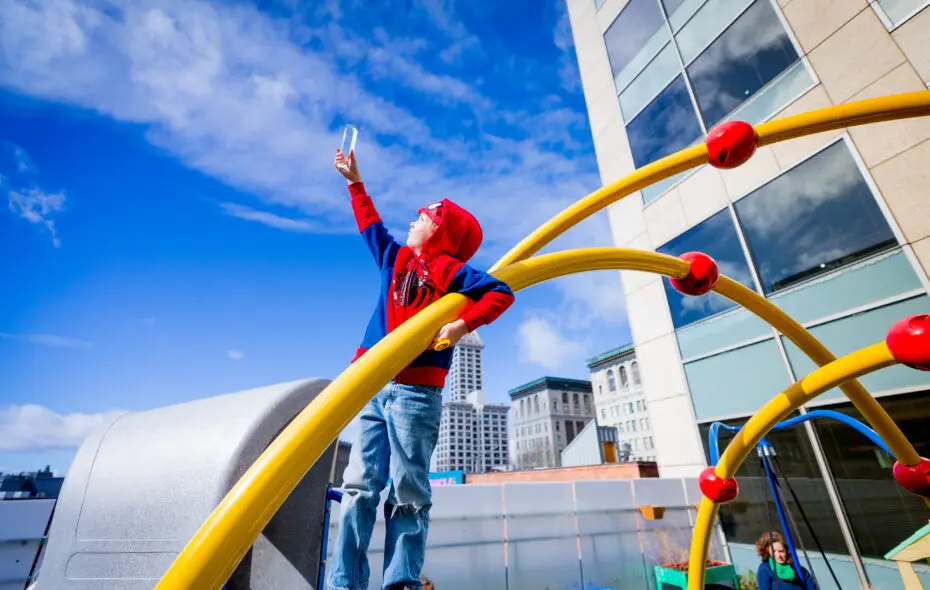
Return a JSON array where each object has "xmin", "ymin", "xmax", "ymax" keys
[
  {"xmin": 686, "ymin": 342, "xmax": 898, "ymax": 590},
  {"xmin": 712, "ymin": 277, "xmax": 921, "ymax": 465}
]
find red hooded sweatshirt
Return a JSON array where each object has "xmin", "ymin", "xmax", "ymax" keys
[{"xmin": 349, "ymin": 182, "xmax": 515, "ymax": 387}]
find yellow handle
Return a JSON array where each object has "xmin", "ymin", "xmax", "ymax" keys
[{"xmin": 433, "ymin": 338, "xmax": 451, "ymax": 351}]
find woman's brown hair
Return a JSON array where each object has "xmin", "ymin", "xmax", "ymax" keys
[{"xmin": 755, "ymin": 531, "xmax": 785, "ymax": 560}]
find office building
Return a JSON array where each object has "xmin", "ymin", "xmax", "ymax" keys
[
  {"xmin": 433, "ymin": 390, "xmax": 509, "ymax": 474},
  {"xmin": 446, "ymin": 331, "xmax": 484, "ymax": 402},
  {"xmin": 566, "ymin": 0, "xmax": 930, "ymax": 586},
  {"xmin": 585, "ymin": 343, "xmax": 656, "ymax": 461},
  {"xmin": 509, "ymin": 377, "xmax": 596, "ymax": 469}
]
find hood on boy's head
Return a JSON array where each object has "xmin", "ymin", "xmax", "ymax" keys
[{"xmin": 418, "ymin": 198, "xmax": 483, "ymax": 262}]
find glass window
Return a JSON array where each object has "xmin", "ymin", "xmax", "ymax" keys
[
  {"xmin": 675, "ymin": 0, "xmax": 753, "ymax": 63},
  {"xmin": 685, "ymin": 0, "xmax": 800, "ymax": 128},
  {"xmin": 604, "ymin": 0, "xmax": 670, "ymax": 92},
  {"xmin": 657, "ymin": 209, "xmax": 756, "ymax": 328},
  {"xmin": 607, "ymin": 369, "xmax": 617, "ymax": 391},
  {"xmin": 627, "ymin": 76, "xmax": 704, "ymax": 168},
  {"xmin": 813, "ymin": 391, "xmax": 930, "ymax": 559},
  {"xmin": 618, "ymin": 43, "xmax": 682, "ymax": 120},
  {"xmin": 875, "ymin": 0, "xmax": 930, "ymax": 26},
  {"xmin": 734, "ymin": 141, "xmax": 898, "ymax": 294},
  {"xmin": 698, "ymin": 417, "xmax": 849, "ymax": 553},
  {"xmin": 620, "ymin": 366, "xmax": 629, "ymax": 387},
  {"xmin": 632, "ymin": 361, "xmax": 641, "ymax": 385}
]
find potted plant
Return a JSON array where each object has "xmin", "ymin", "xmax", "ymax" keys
[{"xmin": 651, "ymin": 530, "xmax": 741, "ymax": 589}]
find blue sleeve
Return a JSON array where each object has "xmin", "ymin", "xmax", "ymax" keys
[
  {"xmin": 447, "ymin": 265, "xmax": 513, "ymax": 300},
  {"xmin": 360, "ymin": 223, "xmax": 400, "ymax": 270}
]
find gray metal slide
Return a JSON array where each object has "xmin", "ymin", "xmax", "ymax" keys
[{"xmin": 37, "ymin": 378, "xmax": 337, "ymax": 590}]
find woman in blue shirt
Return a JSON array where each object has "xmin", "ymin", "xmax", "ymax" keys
[{"xmin": 755, "ymin": 532, "xmax": 817, "ymax": 589}]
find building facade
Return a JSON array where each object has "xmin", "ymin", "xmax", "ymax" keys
[
  {"xmin": 585, "ymin": 343, "xmax": 656, "ymax": 461},
  {"xmin": 432, "ymin": 390, "xmax": 509, "ymax": 474},
  {"xmin": 566, "ymin": 0, "xmax": 930, "ymax": 587},
  {"xmin": 445, "ymin": 331, "xmax": 484, "ymax": 402},
  {"xmin": 509, "ymin": 377, "xmax": 596, "ymax": 470}
]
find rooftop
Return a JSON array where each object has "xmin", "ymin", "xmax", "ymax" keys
[
  {"xmin": 585, "ymin": 343, "xmax": 635, "ymax": 368},
  {"xmin": 508, "ymin": 376, "xmax": 593, "ymax": 398}
]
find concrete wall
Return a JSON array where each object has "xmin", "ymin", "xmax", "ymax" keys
[
  {"xmin": 0, "ymin": 499, "xmax": 53, "ymax": 590},
  {"xmin": 466, "ymin": 462, "xmax": 658, "ymax": 484}
]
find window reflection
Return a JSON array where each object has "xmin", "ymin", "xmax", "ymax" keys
[
  {"xmin": 813, "ymin": 391, "xmax": 930, "ymax": 559},
  {"xmin": 734, "ymin": 141, "xmax": 897, "ymax": 294},
  {"xmin": 876, "ymin": 0, "xmax": 929, "ymax": 25},
  {"xmin": 661, "ymin": 0, "xmax": 687, "ymax": 13},
  {"xmin": 657, "ymin": 209, "xmax": 755, "ymax": 328},
  {"xmin": 604, "ymin": 0, "xmax": 668, "ymax": 87},
  {"xmin": 686, "ymin": 0, "xmax": 799, "ymax": 127},
  {"xmin": 627, "ymin": 76, "xmax": 703, "ymax": 168}
]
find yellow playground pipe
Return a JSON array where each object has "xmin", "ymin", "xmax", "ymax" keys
[
  {"xmin": 686, "ymin": 342, "xmax": 899, "ymax": 590},
  {"xmin": 154, "ymin": 90, "xmax": 930, "ymax": 589}
]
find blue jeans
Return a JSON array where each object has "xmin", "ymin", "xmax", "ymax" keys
[{"xmin": 328, "ymin": 382, "xmax": 443, "ymax": 590}]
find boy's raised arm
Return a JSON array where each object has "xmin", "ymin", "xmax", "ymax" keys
[
  {"xmin": 335, "ymin": 149, "xmax": 399, "ymax": 269},
  {"xmin": 349, "ymin": 182, "xmax": 399, "ymax": 269}
]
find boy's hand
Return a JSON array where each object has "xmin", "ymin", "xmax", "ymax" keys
[
  {"xmin": 334, "ymin": 149, "xmax": 362, "ymax": 184},
  {"xmin": 432, "ymin": 319, "xmax": 469, "ymax": 351}
]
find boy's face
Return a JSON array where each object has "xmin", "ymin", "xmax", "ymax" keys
[{"xmin": 408, "ymin": 212, "xmax": 438, "ymax": 252}]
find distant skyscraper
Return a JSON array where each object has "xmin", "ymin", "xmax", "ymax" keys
[
  {"xmin": 432, "ymin": 331, "xmax": 509, "ymax": 474},
  {"xmin": 432, "ymin": 390, "xmax": 509, "ymax": 474},
  {"xmin": 447, "ymin": 331, "xmax": 483, "ymax": 402}
]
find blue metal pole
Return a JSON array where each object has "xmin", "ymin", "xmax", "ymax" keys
[
  {"xmin": 318, "ymin": 485, "xmax": 344, "ymax": 587},
  {"xmin": 760, "ymin": 448, "xmax": 803, "ymax": 582}
]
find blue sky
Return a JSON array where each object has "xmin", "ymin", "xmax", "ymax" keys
[{"xmin": 0, "ymin": 0, "xmax": 632, "ymax": 475}]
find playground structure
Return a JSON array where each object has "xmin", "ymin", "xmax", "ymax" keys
[{"xmin": 41, "ymin": 90, "xmax": 926, "ymax": 589}]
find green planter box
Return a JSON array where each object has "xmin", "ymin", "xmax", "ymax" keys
[{"xmin": 654, "ymin": 560, "xmax": 740, "ymax": 589}]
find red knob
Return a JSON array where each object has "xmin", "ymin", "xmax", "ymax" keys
[
  {"xmin": 706, "ymin": 121, "xmax": 758, "ymax": 169},
  {"xmin": 886, "ymin": 315, "xmax": 930, "ymax": 371},
  {"xmin": 699, "ymin": 467, "xmax": 739, "ymax": 503},
  {"xmin": 892, "ymin": 458, "xmax": 930, "ymax": 497},
  {"xmin": 670, "ymin": 252, "xmax": 720, "ymax": 296}
]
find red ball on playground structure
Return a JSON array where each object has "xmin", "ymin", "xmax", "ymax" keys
[
  {"xmin": 670, "ymin": 252, "xmax": 720, "ymax": 296},
  {"xmin": 699, "ymin": 467, "xmax": 739, "ymax": 503},
  {"xmin": 892, "ymin": 458, "xmax": 930, "ymax": 497},
  {"xmin": 886, "ymin": 315, "xmax": 930, "ymax": 371},
  {"xmin": 706, "ymin": 121, "xmax": 758, "ymax": 169}
]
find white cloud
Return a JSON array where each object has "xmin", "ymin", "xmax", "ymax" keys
[
  {"xmin": 553, "ymin": 4, "xmax": 580, "ymax": 92},
  {"xmin": 219, "ymin": 202, "xmax": 340, "ymax": 234},
  {"xmin": 0, "ymin": 0, "xmax": 619, "ymax": 327},
  {"xmin": 227, "ymin": 348, "xmax": 245, "ymax": 360},
  {"xmin": 0, "ymin": 332, "xmax": 90, "ymax": 348},
  {"xmin": 2, "ymin": 141, "xmax": 37, "ymax": 174},
  {"xmin": 517, "ymin": 313, "xmax": 585, "ymax": 370},
  {"xmin": 0, "ymin": 404, "xmax": 127, "ymax": 452},
  {"xmin": 7, "ymin": 186, "xmax": 67, "ymax": 247},
  {"xmin": 0, "ymin": 0, "xmax": 600, "ymax": 245}
]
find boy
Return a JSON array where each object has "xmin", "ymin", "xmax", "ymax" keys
[{"xmin": 329, "ymin": 149, "xmax": 514, "ymax": 590}]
